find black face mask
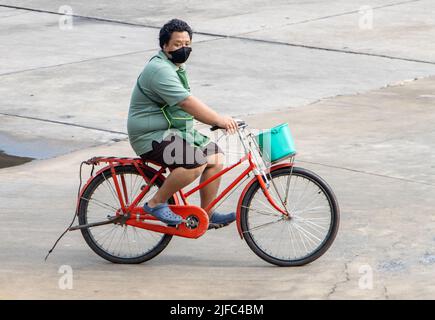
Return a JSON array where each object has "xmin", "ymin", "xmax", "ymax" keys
[{"xmin": 168, "ymin": 46, "xmax": 192, "ymax": 64}]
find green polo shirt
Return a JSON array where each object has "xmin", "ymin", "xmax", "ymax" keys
[{"xmin": 127, "ymin": 50, "xmax": 210, "ymax": 156}]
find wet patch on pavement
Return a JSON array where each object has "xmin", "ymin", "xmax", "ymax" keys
[
  {"xmin": 419, "ymin": 253, "xmax": 435, "ymax": 265},
  {"xmin": 377, "ymin": 260, "xmax": 407, "ymax": 273},
  {"xmin": 0, "ymin": 150, "xmax": 33, "ymax": 169}
]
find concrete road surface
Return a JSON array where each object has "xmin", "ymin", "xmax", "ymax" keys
[{"xmin": 0, "ymin": 1, "xmax": 434, "ymax": 299}]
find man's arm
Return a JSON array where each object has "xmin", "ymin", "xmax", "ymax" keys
[{"xmin": 179, "ymin": 95, "xmax": 238, "ymax": 134}]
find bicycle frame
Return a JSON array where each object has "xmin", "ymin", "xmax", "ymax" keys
[{"xmin": 78, "ymin": 128, "xmax": 293, "ymax": 239}]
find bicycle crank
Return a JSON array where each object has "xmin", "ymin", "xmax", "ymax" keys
[{"xmin": 184, "ymin": 215, "xmax": 200, "ymax": 229}]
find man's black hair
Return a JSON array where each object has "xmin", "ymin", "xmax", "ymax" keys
[{"xmin": 159, "ymin": 19, "xmax": 193, "ymax": 49}]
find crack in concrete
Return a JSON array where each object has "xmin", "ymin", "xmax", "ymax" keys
[
  {"xmin": 0, "ymin": 8, "xmax": 31, "ymax": 18},
  {"xmin": 228, "ymin": 36, "xmax": 435, "ymax": 65},
  {"xmin": 1, "ymin": 2, "xmax": 434, "ymax": 66},
  {"xmin": 0, "ymin": 37, "xmax": 222, "ymax": 77},
  {"xmin": 0, "ymin": 112, "xmax": 128, "ymax": 136},
  {"xmin": 297, "ymin": 159, "xmax": 435, "ymax": 187},
  {"xmin": 236, "ymin": 0, "xmax": 423, "ymax": 36},
  {"xmin": 326, "ymin": 262, "xmax": 350, "ymax": 299},
  {"xmin": 0, "ymin": 49, "xmax": 153, "ymax": 77}
]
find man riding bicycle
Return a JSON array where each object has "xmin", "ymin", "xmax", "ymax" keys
[{"xmin": 127, "ymin": 19, "xmax": 238, "ymax": 228}]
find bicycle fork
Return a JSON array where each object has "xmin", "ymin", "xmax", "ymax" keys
[
  {"xmin": 256, "ymin": 172, "xmax": 293, "ymax": 219},
  {"xmin": 238, "ymin": 126, "xmax": 293, "ymax": 219}
]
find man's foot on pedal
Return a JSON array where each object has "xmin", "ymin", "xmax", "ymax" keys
[
  {"xmin": 143, "ymin": 202, "xmax": 183, "ymax": 226},
  {"xmin": 208, "ymin": 211, "xmax": 236, "ymax": 230}
]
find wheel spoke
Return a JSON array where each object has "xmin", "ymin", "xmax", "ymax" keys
[
  {"xmin": 79, "ymin": 167, "xmax": 170, "ymax": 261},
  {"xmin": 293, "ymin": 205, "xmax": 328, "ymax": 215},
  {"xmin": 241, "ymin": 205, "xmax": 282, "ymax": 217},
  {"xmin": 295, "ymin": 216, "xmax": 328, "ymax": 232},
  {"xmin": 293, "ymin": 223, "xmax": 322, "ymax": 246},
  {"xmin": 82, "ymin": 196, "xmax": 118, "ymax": 212},
  {"xmin": 241, "ymin": 168, "xmax": 338, "ymax": 265},
  {"xmin": 245, "ymin": 218, "xmax": 284, "ymax": 233},
  {"xmin": 102, "ymin": 174, "xmax": 121, "ymax": 207},
  {"xmin": 295, "ymin": 189, "xmax": 325, "ymax": 216},
  {"xmin": 286, "ymin": 222, "xmax": 297, "ymax": 259}
]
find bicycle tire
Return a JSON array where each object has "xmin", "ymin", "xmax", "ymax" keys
[
  {"xmin": 240, "ymin": 166, "xmax": 339, "ymax": 266},
  {"xmin": 78, "ymin": 165, "xmax": 174, "ymax": 264}
]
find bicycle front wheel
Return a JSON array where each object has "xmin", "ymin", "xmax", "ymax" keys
[{"xmin": 240, "ymin": 166, "xmax": 339, "ymax": 266}]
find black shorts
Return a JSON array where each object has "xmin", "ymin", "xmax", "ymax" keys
[{"xmin": 140, "ymin": 134, "xmax": 224, "ymax": 170}]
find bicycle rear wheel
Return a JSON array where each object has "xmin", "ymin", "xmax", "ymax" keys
[
  {"xmin": 240, "ymin": 166, "xmax": 339, "ymax": 266},
  {"xmin": 78, "ymin": 165, "xmax": 174, "ymax": 264}
]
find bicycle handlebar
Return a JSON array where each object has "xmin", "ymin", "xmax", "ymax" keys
[
  {"xmin": 210, "ymin": 119, "xmax": 246, "ymax": 131},
  {"xmin": 210, "ymin": 125, "xmax": 220, "ymax": 131}
]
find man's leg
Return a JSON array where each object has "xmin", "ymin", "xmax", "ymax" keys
[
  {"xmin": 148, "ymin": 164, "xmax": 206, "ymax": 208},
  {"xmin": 199, "ymin": 151, "xmax": 236, "ymax": 228},
  {"xmin": 199, "ymin": 153, "xmax": 224, "ymax": 216}
]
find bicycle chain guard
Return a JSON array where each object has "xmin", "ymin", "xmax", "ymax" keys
[{"xmin": 125, "ymin": 205, "xmax": 209, "ymax": 239}]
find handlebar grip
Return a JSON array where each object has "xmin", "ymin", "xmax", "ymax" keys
[
  {"xmin": 210, "ymin": 125, "xmax": 221, "ymax": 131},
  {"xmin": 210, "ymin": 119, "xmax": 246, "ymax": 131}
]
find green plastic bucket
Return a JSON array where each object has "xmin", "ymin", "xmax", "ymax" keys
[{"xmin": 255, "ymin": 123, "xmax": 296, "ymax": 162}]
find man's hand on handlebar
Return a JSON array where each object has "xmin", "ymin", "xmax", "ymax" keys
[{"xmin": 215, "ymin": 116, "xmax": 239, "ymax": 135}]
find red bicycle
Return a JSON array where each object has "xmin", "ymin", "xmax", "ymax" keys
[{"xmin": 70, "ymin": 120, "xmax": 339, "ymax": 266}]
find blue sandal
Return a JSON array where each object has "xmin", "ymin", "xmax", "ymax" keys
[
  {"xmin": 208, "ymin": 211, "xmax": 236, "ymax": 229},
  {"xmin": 143, "ymin": 202, "xmax": 183, "ymax": 225}
]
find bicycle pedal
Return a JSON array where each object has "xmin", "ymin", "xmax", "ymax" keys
[{"xmin": 207, "ymin": 222, "xmax": 228, "ymax": 230}]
